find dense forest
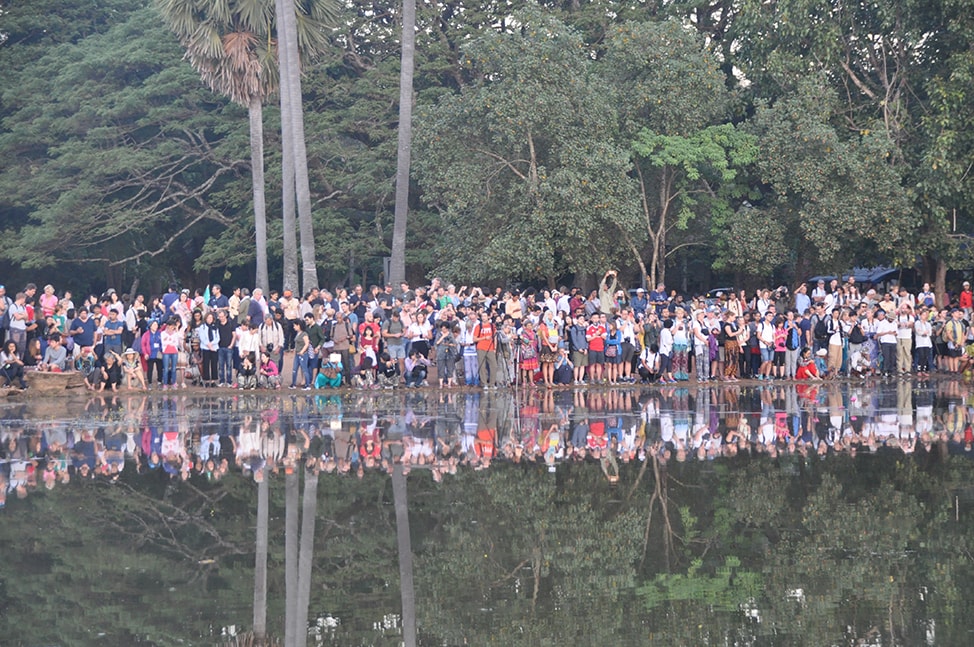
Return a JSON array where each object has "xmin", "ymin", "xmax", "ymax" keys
[{"xmin": 0, "ymin": 0, "xmax": 972, "ymax": 297}]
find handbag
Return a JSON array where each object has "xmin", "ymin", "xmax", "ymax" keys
[
  {"xmin": 349, "ymin": 343, "xmax": 357, "ymax": 355},
  {"xmin": 605, "ymin": 344, "xmax": 618, "ymax": 358}
]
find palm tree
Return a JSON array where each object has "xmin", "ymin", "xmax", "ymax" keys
[
  {"xmin": 157, "ymin": 0, "xmax": 277, "ymax": 291},
  {"xmin": 274, "ymin": 0, "xmax": 337, "ymax": 294},
  {"xmin": 158, "ymin": 0, "xmax": 338, "ymax": 295},
  {"xmin": 389, "ymin": 0, "xmax": 417, "ymax": 289}
]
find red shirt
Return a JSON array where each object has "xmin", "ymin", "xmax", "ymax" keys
[{"xmin": 586, "ymin": 323, "xmax": 606, "ymax": 352}]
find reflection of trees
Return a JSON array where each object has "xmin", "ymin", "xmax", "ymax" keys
[
  {"xmin": 392, "ymin": 464, "xmax": 417, "ymax": 647},
  {"xmin": 4, "ymin": 453, "xmax": 974, "ymax": 645},
  {"xmin": 636, "ymin": 456, "xmax": 974, "ymax": 646}
]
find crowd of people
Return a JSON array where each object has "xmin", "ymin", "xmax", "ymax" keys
[
  {"xmin": 1, "ymin": 376, "xmax": 971, "ymax": 506},
  {"xmin": 0, "ymin": 273, "xmax": 970, "ymax": 394}
]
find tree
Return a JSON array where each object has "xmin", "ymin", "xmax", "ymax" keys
[
  {"xmin": 414, "ymin": 11, "xmax": 640, "ymax": 285},
  {"xmin": 275, "ymin": 0, "xmax": 340, "ymax": 294},
  {"xmin": 0, "ymin": 6, "xmax": 249, "ymax": 290},
  {"xmin": 744, "ymin": 80, "xmax": 913, "ymax": 277},
  {"xmin": 157, "ymin": 0, "xmax": 279, "ymax": 292},
  {"xmin": 388, "ymin": 0, "xmax": 417, "ymax": 289},
  {"xmin": 601, "ymin": 20, "xmax": 752, "ymax": 288},
  {"xmin": 629, "ymin": 124, "xmax": 757, "ymax": 288}
]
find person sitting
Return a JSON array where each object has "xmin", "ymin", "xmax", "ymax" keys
[
  {"xmin": 353, "ymin": 349, "xmax": 377, "ymax": 388},
  {"xmin": 404, "ymin": 349, "xmax": 431, "ymax": 387},
  {"xmin": 553, "ymin": 348, "xmax": 574, "ymax": 385},
  {"xmin": 98, "ymin": 352, "xmax": 123, "ymax": 392},
  {"xmin": 76, "ymin": 346, "xmax": 99, "ymax": 390},
  {"xmin": 796, "ymin": 348, "xmax": 822, "ymax": 380},
  {"xmin": 377, "ymin": 351, "xmax": 401, "ymax": 388},
  {"xmin": 0, "ymin": 341, "xmax": 28, "ymax": 389},
  {"xmin": 637, "ymin": 343, "xmax": 661, "ymax": 383},
  {"xmin": 259, "ymin": 352, "xmax": 281, "ymax": 389},
  {"xmin": 237, "ymin": 352, "xmax": 257, "ymax": 390},
  {"xmin": 121, "ymin": 347, "xmax": 147, "ymax": 390},
  {"xmin": 37, "ymin": 333, "xmax": 69, "ymax": 372},
  {"xmin": 315, "ymin": 353, "xmax": 343, "ymax": 389}
]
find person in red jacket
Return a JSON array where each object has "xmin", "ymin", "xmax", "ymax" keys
[{"xmin": 960, "ymin": 281, "xmax": 973, "ymax": 317}]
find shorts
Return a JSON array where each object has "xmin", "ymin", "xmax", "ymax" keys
[
  {"xmin": 588, "ymin": 349, "xmax": 605, "ymax": 365},
  {"xmin": 659, "ymin": 354, "xmax": 672, "ymax": 374},
  {"xmin": 572, "ymin": 350, "xmax": 589, "ymax": 367},
  {"xmin": 760, "ymin": 347, "xmax": 774, "ymax": 363},
  {"xmin": 948, "ymin": 347, "xmax": 963, "ymax": 358},
  {"xmin": 386, "ymin": 344, "xmax": 406, "ymax": 360},
  {"xmin": 621, "ymin": 342, "xmax": 635, "ymax": 364}
]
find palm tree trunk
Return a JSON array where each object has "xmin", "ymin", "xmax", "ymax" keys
[
  {"xmin": 253, "ymin": 475, "xmax": 269, "ymax": 641},
  {"xmin": 278, "ymin": 0, "xmax": 318, "ymax": 293},
  {"xmin": 275, "ymin": 0, "xmax": 299, "ymax": 294},
  {"xmin": 392, "ymin": 464, "xmax": 417, "ymax": 647},
  {"xmin": 284, "ymin": 469, "xmax": 299, "ymax": 647},
  {"xmin": 389, "ymin": 0, "xmax": 416, "ymax": 288},
  {"xmin": 249, "ymin": 98, "xmax": 270, "ymax": 292},
  {"xmin": 294, "ymin": 467, "xmax": 318, "ymax": 647}
]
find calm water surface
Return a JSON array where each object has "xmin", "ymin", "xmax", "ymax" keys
[{"xmin": 2, "ymin": 381, "xmax": 974, "ymax": 646}]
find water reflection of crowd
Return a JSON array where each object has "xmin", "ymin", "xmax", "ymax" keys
[{"xmin": 2, "ymin": 380, "xmax": 974, "ymax": 507}]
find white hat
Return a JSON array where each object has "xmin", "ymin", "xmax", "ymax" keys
[{"xmin": 816, "ymin": 349, "xmax": 827, "ymax": 357}]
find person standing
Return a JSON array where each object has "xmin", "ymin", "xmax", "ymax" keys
[
  {"xmin": 473, "ymin": 311, "xmax": 498, "ymax": 388},
  {"xmin": 874, "ymin": 309, "xmax": 898, "ymax": 377},
  {"xmin": 895, "ymin": 303, "xmax": 916, "ymax": 375}
]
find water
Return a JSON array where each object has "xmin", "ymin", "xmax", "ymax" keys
[{"xmin": 2, "ymin": 382, "xmax": 974, "ymax": 646}]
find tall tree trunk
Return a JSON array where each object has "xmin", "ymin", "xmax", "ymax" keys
[
  {"xmin": 278, "ymin": 0, "xmax": 318, "ymax": 293},
  {"xmin": 249, "ymin": 98, "xmax": 270, "ymax": 292},
  {"xmin": 392, "ymin": 464, "xmax": 417, "ymax": 647},
  {"xmin": 935, "ymin": 256, "xmax": 947, "ymax": 309},
  {"xmin": 284, "ymin": 469, "xmax": 299, "ymax": 647},
  {"xmin": 295, "ymin": 468, "xmax": 319, "ymax": 647},
  {"xmin": 275, "ymin": 0, "xmax": 299, "ymax": 294},
  {"xmin": 389, "ymin": 0, "xmax": 416, "ymax": 288},
  {"xmin": 253, "ymin": 476, "xmax": 269, "ymax": 641}
]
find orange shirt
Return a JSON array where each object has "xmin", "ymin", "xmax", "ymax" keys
[{"xmin": 474, "ymin": 322, "xmax": 495, "ymax": 352}]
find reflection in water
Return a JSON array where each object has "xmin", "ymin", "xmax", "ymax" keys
[
  {"xmin": 1, "ymin": 382, "xmax": 974, "ymax": 645},
  {"xmin": 0, "ymin": 380, "xmax": 967, "ymax": 503}
]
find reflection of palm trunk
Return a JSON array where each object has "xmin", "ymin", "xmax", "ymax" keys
[
  {"xmin": 253, "ymin": 477, "xmax": 269, "ymax": 641},
  {"xmin": 392, "ymin": 464, "xmax": 417, "ymax": 647},
  {"xmin": 284, "ymin": 470, "xmax": 299, "ymax": 646},
  {"xmin": 295, "ymin": 469, "xmax": 318, "ymax": 647}
]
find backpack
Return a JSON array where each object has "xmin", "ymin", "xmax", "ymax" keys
[
  {"xmin": 848, "ymin": 323, "xmax": 865, "ymax": 345},
  {"xmin": 786, "ymin": 327, "xmax": 800, "ymax": 350},
  {"xmin": 814, "ymin": 317, "xmax": 829, "ymax": 341}
]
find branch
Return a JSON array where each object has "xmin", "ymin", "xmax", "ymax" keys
[{"xmin": 472, "ymin": 148, "xmax": 528, "ymax": 181}]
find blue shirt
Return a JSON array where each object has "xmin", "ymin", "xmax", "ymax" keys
[
  {"xmin": 70, "ymin": 316, "xmax": 96, "ymax": 347},
  {"xmin": 795, "ymin": 292, "xmax": 811, "ymax": 315}
]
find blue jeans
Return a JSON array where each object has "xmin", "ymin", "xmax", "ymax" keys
[
  {"xmin": 292, "ymin": 352, "xmax": 311, "ymax": 387},
  {"xmin": 162, "ymin": 353, "xmax": 178, "ymax": 385},
  {"xmin": 217, "ymin": 348, "xmax": 234, "ymax": 385}
]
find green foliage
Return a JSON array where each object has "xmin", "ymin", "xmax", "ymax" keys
[
  {"xmin": 638, "ymin": 555, "xmax": 763, "ymax": 612},
  {"xmin": 414, "ymin": 10, "xmax": 640, "ymax": 284},
  {"xmin": 746, "ymin": 80, "xmax": 914, "ymax": 272},
  {"xmin": 0, "ymin": 6, "xmax": 250, "ymax": 283}
]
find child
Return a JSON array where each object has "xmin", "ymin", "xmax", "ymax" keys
[
  {"xmin": 237, "ymin": 352, "xmax": 257, "ymax": 390},
  {"xmin": 376, "ymin": 351, "xmax": 400, "ymax": 388},
  {"xmin": 259, "ymin": 352, "xmax": 281, "ymax": 389},
  {"xmin": 121, "ymin": 347, "xmax": 147, "ymax": 390},
  {"xmin": 77, "ymin": 346, "xmax": 100, "ymax": 390},
  {"xmin": 315, "ymin": 353, "xmax": 342, "ymax": 389}
]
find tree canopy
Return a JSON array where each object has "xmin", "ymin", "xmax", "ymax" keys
[{"xmin": 1, "ymin": 0, "xmax": 973, "ymax": 294}]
